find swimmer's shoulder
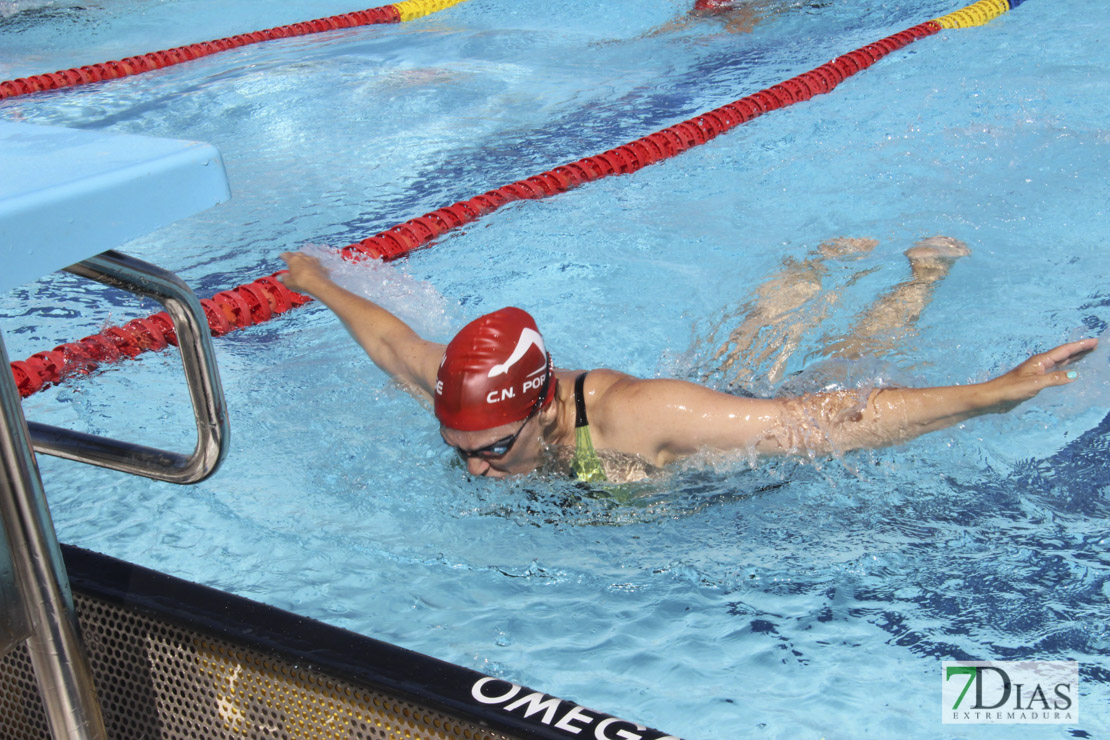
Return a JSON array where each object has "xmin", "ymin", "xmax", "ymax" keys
[
  {"xmin": 551, "ymin": 367, "xmax": 633, "ymax": 401},
  {"xmin": 574, "ymin": 369, "xmax": 662, "ymax": 449},
  {"xmin": 575, "ymin": 369, "xmax": 636, "ymax": 412}
]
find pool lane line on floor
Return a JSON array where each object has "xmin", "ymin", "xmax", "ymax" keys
[
  {"xmin": 8, "ymin": 0, "xmax": 1026, "ymax": 398},
  {"xmin": 0, "ymin": 0, "xmax": 469, "ymax": 101}
]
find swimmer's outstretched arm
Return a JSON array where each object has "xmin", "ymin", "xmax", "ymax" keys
[
  {"xmin": 278, "ymin": 252, "xmax": 444, "ymax": 400},
  {"xmin": 824, "ymin": 338, "xmax": 1098, "ymax": 452},
  {"xmin": 595, "ymin": 339, "xmax": 1098, "ymax": 464}
]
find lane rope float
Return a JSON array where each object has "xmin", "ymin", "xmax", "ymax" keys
[
  {"xmin": 8, "ymin": 0, "xmax": 1027, "ymax": 398},
  {"xmin": 935, "ymin": 0, "xmax": 1024, "ymax": 28},
  {"xmin": 0, "ymin": 0, "xmax": 469, "ymax": 101}
]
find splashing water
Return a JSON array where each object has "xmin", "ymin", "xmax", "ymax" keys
[{"xmin": 300, "ymin": 243, "xmax": 458, "ymax": 341}]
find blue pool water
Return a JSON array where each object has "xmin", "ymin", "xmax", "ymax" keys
[{"xmin": 2, "ymin": 1, "xmax": 1109, "ymax": 737}]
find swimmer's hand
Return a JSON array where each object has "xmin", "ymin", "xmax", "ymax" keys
[
  {"xmin": 983, "ymin": 338, "xmax": 1098, "ymax": 413},
  {"xmin": 277, "ymin": 251, "xmax": 332, "ymax": 297}
]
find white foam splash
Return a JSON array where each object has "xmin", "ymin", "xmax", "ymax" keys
[
  {"xmin": 1, "ymin": 0, "xmax": 59, "ymax": 19},
  {"xmin": 298, "ymin": 244, "xmax": 457, "ymax": 341}
]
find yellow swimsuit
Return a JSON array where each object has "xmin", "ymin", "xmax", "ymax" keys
[{"xmin": 570, "ymin": 372, "xmax": 607, "ymax": 483}]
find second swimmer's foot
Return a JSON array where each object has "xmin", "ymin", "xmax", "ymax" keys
[
  {"xmin": 817, "ymin": 237, "xmax": 880, "ymax": 260},
  {"xmin": 905, "ymin": 236, "xmax": 971, "ymax": 279}
]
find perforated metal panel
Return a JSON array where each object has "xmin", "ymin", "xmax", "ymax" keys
[
  {"xmin": 0, "ymin": 592, "xmax": 515, "ymax": 740},
  {"xmin": 0, "ymin": 518, "xmax": 31, "ymax": 658},
  {"xmin": 0, "ymin": 633, "xmax": 47, "ymax": 738}
]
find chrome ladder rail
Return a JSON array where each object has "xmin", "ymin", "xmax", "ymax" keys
[
  {"xmin": 29, "ymin": 250, "xmax": 229, "ymax": 483},
  {"xmin": 1, "ymin": 250, "xmax": 229, "ymax": 739}
]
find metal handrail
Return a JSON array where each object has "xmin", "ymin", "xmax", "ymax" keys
[
  {"xmin": 28, "ymin": 250, "xmax": 229, "ymax": 484},
  {"xmin": 1, "ymin": 331, "xmax": 107, "ymax": 739},
  {"xmin": 2, "ymin": 249, "xmax": 231, "ymax": 739}
]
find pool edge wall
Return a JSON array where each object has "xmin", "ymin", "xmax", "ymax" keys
[{"xmin": 0, "ymin": 544, "xmax": 679, "ymax": 740}]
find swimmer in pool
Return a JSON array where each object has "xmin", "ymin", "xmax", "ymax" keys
[
  {"xmin": 279, "ymin": 251, "xmax": 1097, "ymax": 484},
  {"xmin": 645, "ymin": 0, "xmax": 822, "ymax": 38},
  {"xmin": 644, "ymin": 0, "xmax": 765, "ymax": 37}
]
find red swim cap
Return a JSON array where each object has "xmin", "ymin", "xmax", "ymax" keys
[
  {"xmin": 693, "ymin": 0, "xmax": 734, "ymax": 11},
  {"xmin": 434, "ymin": 307, "xmax": 555, "ymax": 431}
]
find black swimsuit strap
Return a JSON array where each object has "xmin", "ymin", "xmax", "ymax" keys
[{"xmin": 574, "ymin": 372, "xmax": 589, "ymax": 428}]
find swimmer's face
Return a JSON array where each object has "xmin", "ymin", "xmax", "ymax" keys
[{"xmin": 440, "ymin": 414, "xmax": 544, "ymax": 479}]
